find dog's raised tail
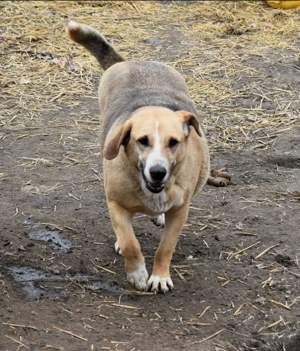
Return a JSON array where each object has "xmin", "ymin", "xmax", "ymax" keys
[{"xmin": 67, "ymin": 21, "xmax": 124, "ymax": 70}]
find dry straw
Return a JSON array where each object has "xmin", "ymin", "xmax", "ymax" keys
[{"xmin": 1, "ymin": 1, "xmax": 299, "ymax": 151}]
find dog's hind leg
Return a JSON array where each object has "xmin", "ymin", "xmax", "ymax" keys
[
  {"xmin": 108, "ymin": 201, "xmax": 148, "ymax": 290},
  {"xmin": 207, "ymin": 168, "xmax": 231, "ymax": 187},
  {"xmin": 151, "ymin": 214, "xmax": 165, "ymax": 228},
  {"xmin": 147, "ymin": 204, "xmax": 189, "ymax": 293}
]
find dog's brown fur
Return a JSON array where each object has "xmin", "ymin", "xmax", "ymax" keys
[{"xmin": 67, "ymin": 21, "xmax": 210, "ymax": 292}]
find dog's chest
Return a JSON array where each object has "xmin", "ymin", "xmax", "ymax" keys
[{"xmin": 143, "ymin": 191, "xmax": 172, "ymax": 214}]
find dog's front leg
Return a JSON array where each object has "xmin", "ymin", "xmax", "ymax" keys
[
  {"xmin": 147, "ymin": 204, "xmax": 189, "ymax": 293},
  {"xmin": 108, "ymin": 201, "xmax": 148, "ymax": 290}
]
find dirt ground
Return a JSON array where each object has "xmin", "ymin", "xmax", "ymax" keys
[{"xmin": 1, "ymin": 1, "xmax": 300, "ymax": 350}]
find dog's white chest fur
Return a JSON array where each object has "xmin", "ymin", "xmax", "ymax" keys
[{"xmin": 143, "ymin": 190, "xmax": 172, "ymax": 214}]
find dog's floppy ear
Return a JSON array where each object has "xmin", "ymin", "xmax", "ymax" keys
[
  {"xmin": 176, "ymin": 111, "xmax": 202, "ymax": 137},
  {"xmin": 103, "ymin": 121, "xmax": 132, "ymax": 160}
]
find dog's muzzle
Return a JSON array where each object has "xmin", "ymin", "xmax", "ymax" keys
[
  {"xmin": 140, "ymin": 163, "xmax": 166, "ymax": 193},
  {"xmin": 142, "ymin": 171, "xmax": 165, "ymax": 193}
]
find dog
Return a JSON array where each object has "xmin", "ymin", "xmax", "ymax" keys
[{"xmin": 67, "ymin": 21, "xmax": 210, "ymax": 293}]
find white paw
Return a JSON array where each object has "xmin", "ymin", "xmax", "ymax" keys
[
  {"xmin": 127, "ymin": 264, "xmax": 149, "ymax": 291},
  {"xmin": 114, "ymin": 241, "xmax": 122, "ymax": 255},
  {"xmin": 151, "ymin": 214, "xmax": 165, "ymax": 227},
  {"xmin": 147, "ymin": 275, "xmax": 174, "ymax": 293}
]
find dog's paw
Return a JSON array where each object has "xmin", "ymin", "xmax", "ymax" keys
[
  {"xmin": 207, "ymin": 168, "xmax": 232, "ymax": 187},
  {"xmin": 127, "ymin": 264, "xmax": 149, "ymax": 291},
  {"xmin": 114, "ymin": 241, "xmax": 122, "ymax": 255},
  {"xmin": 147, "ymin": 275, "xmax": 174, "ymax": 293},
  {"xmin": 151, "ymin": 214, "xmax": 165, "ymax": 228}
]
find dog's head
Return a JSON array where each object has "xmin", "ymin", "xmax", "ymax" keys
[{"xmin": 103, "ymin": 106, "xmax": 202, "ymax": 193}]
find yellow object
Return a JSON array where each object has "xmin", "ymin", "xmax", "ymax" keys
[{"xmin": 267, "ymin": 1, "xmax": 300, "ymax": 9}]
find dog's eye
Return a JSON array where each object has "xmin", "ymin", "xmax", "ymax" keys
[
  {"xmin": 168, "ymin": 138, "xmax": 179, "ymax": 148},
  {"xmin": 137, "ymin": 136, "xmax": 149, "ymax": 147}
]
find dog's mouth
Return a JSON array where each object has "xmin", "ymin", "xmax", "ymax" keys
[
  {"xmin": 145, "ymin": 180, "xmax": 165, "ymax": 193},
  {"xmin": 141, "ymin": 168, "xmax": 165, "ymax": 193}
]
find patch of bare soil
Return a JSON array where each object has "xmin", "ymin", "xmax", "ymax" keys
[
  {"xmin": 1, "ymin": 2, "xmax": 299, "ymax": 351},
  {"xmin": 1, "ymin": 98, "xmax": 299, "ymax": 350}
]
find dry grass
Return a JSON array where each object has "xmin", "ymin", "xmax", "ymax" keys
[{"xmin": 1, "ymin": 0, "xmax": 299, "ymax": 152}]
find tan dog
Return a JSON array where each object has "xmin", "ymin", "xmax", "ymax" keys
[{"xmin": 67, "ymin": 21, "xmax": 210, "ymax": 293}]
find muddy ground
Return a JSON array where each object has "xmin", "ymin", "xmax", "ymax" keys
[{"xmin": 1, "ymin": 1, "xmax": 300, "ymax": 351}]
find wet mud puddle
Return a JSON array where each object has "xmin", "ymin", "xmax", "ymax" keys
[
  {"xmin": 6, "ymin": 266, "xmax": 124, "ymax": 301},
  {"xmin": 4, "ymin": 218, "xmax": 124, "ymax": 300},
  {"xmin": 24, "ymin": 218, "xmax": 72, "ymax": 252},
  {"xmin": 28, "ymin": 228, "xmax": 71, "ymax": 252}
]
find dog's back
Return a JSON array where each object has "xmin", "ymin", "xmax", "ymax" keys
[
  {"xmin": 67, "ymin": 21, "xmax": 199, "ymax": 145},
  {"xmin": 99, "ymin": 61, "xmax": 199, "ymax": 144}
]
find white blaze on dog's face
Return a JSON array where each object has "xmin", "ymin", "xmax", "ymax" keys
[
  {"xmin": 103, "ymin": 106, "xmax": 201, "ymax": 194},
  {"xmin": 141, "ymin": 122, "xmax": 168, "ymax": 190}
]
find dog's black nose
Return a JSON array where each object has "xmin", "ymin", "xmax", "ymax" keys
[{"xmin": 149, "ymin": 165, "xmax": 167, "ymax": 182}]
